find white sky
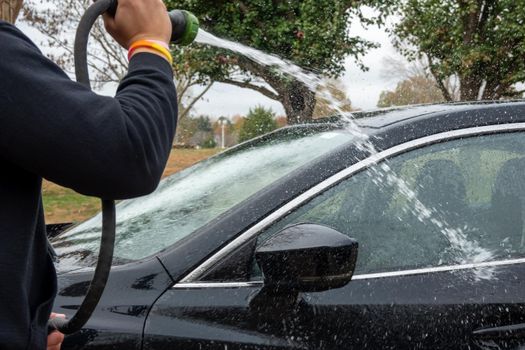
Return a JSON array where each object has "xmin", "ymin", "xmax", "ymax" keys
[{"xmin": 16, "ymin": 7, "xmax": 405, "ymax": 118}]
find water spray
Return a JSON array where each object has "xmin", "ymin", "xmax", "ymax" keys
[{"xmin": 47, "ymin": 0, "xmax": 198, "ymax": 335}]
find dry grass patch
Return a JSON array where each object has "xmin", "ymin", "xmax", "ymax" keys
[{"xmin": 43, "ymin": 148, "xmax": 221, "ymax": 224}]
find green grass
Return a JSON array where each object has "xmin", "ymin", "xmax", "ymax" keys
[{"xmin": 42, "ymin": 182, "xmax": 100, "ymax": 224}]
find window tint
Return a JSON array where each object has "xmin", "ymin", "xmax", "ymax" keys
[{"xmin": 252, "ymin": 132, "xmax": 525, "ymax": 277}]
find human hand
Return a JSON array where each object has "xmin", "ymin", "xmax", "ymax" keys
[
  {"xmin": 47, "ymin": 313, "xmax": 66, "ymax": 350},
  {"xmin": 102, "ymin": 0, "xmax": 172, "ymax": 49}
]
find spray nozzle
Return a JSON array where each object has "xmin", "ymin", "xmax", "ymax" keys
[
  {"xmin": 106, "ymin": 1, "xmax": 199, "ymax": 46},
  {"xmin": 168, "ymin": 10, "xmax": 199, "ymax": 46}
]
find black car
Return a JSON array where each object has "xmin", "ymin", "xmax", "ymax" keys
[{"xmin": 52, "ymin": 101, "xmax": 525, "ymax": 349}]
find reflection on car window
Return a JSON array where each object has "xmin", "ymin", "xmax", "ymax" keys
[
  {"xmin": 252, "ymin": 132, "xmax": 525, "ymax": 277},
  {"xmin": 52, "ymin": 126, "xmax": 352, "ymax": 268}
]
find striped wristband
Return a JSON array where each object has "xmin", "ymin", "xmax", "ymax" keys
[{"xmin": 128, "ymin": 40, "xmax": 173, "ymax": 65}]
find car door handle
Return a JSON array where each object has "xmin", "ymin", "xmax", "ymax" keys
[{"xmin": 473, "ymin": 323, "xmax": 525, "ymax": 340}]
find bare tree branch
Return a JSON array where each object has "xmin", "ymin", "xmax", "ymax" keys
[
  {"xmin": 179, "ymin": 82, "xmax": 214, "ymax": 120},
  {"xmin": 23, "ymin": 0, "xmax": 213, "ymax": 125},
  {"xmin": 216, "ymin": 78, "xmax": 279, "ymax": 100}
]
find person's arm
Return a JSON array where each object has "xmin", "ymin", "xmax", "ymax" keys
[{"xmin": 0, "ymin": 2, "xmax": 176, "ymax": 199}]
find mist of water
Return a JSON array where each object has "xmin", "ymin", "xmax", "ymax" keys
[
  {"xmin": 196, "ymin": 30, "xmax": 369, "ymax": 142},
  {"xmin": 195, "ymin": 29, "xmax": 495, "ymax": 275}
]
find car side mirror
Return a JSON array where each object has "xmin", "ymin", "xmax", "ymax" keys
[{"xmin": 255, "ymin": 223, "xmax": 358, "ymax": 293}]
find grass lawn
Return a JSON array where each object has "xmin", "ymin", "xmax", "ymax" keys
[{"xmin": 43, "ymin": 148, "xmax": 220, "ymax": 224}]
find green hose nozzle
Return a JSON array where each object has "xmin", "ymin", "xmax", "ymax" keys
[
  {"xmin": 107, "ymin": 1, "xmax": 199, "ymax": 45},
  {"xmin": 169, "ymin": 10, "xmax": 199, "ymax": 46}
]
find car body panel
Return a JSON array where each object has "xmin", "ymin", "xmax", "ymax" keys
[
  {"xmin": 144, "ymin": 263, "xmax": 525, "ymax": 349},
  {"xmin": 53, "ymin": 101, "xmax": 525, "ymax": 349},
  {"xmin": 55, "ymin": 257, "xmax": 173, "ymax": 349}
]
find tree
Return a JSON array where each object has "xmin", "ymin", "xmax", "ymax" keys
[
  {"xmin": 22, "ymin": 0, "xmax": 213, "ymax": 121},
  {"xmin": 239, "ymin": 106, "xmax": 277, "ymax": 142},
  {"xmin": 313, "ymin": 79, "xmax": 354, "ymax": 118},
  {"xmin": 275, "ymin": 116, "xmax": 288, "ymax": 128},
  {"xmin": 176, "ymin": 115, "xmax": 217, "ymax": 147},
  {"xmin": 390, "ymin": 0, "xmax": 525, "ymax": 101},
  {"xmin": 231, "ymin": 114, "xmax": 245, "ymax": 143},
  {"xmin": 165, "ymin": 0, "xmax": 387, "ymax": 123},
  {"xmin": 175, "ymin": 116, "xmax": 198, "ymax": 145},
  {"xmin": 377, "ymin": 75, "xmax": 445, "ymax": 107},
  {"xmin": 196, "ymin": 115, "xmax": 213, "ymax": 132},
  {"xmin": 193, "ymin": 115, "xmax": 216, "ymax": 147},
  {"xmin": 380, "ymin": 55, "xmax": 461, "ymax": 101}
]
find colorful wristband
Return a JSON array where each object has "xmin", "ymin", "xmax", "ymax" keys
[{"xmin": 128, "ymin": 40, "xmax": 173, "ymax": 65}]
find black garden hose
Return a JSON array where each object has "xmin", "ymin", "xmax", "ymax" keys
[
  {"xmin": 47, "ymin": 0, "xmax": 118, "ymax": 334},
  {"xmin": 47, "ymin": 0, "xmax": 198, "ymax": 334}
]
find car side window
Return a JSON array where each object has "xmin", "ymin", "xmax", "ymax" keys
[{"xmin": 251, "ymin": 132, "xmax": 525, "ymax": 278}]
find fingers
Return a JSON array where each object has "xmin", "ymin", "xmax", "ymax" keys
[
  {"xmin": 48, "ymin": 313, "xmax": 66, "ymax": 350},
  {"xmin": 101, "ymin": 0, "xmax": 172, "ymax": 49},
  {"xmin": 47, "ymin": 331, "xmax": 65, "ymax": 350}
]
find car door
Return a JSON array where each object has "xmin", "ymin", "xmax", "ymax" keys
[{"xmin": 144, "ymin": 126, "xmax": 525, "ymax": 349}]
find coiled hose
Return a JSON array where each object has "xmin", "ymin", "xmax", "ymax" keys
[{"xmin": 47, "ymin": 0, "xmax": 198, "ymax": 334}]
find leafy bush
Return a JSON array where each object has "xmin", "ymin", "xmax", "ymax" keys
[
  {"xmin": 201, "ymin": 137, "xmax": 217, "ymax": 149},
  {"xmin": 239, "ymin": 106, "xmax": 277, "ymax": 142}
]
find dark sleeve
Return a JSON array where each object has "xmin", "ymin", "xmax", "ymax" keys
[{"xmin": 0, "ymin": 23, "xmax": 177, "ymax": 199}]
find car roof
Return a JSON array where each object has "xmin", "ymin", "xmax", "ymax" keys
[{"xmin": 312, "ymin": 100, "xmax": 525, "ymax": 131}]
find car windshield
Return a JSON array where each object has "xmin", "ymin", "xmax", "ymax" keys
[{"xmin": 52, "ymin": 125, "xmax": 352, "ymax": 269}]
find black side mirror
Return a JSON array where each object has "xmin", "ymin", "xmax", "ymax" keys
[{"xmin": 255, "ymin": 223, "xmax": 358, "ymax": 292}]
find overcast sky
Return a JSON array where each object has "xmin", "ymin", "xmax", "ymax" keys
[{"xmin": 17, "ymin": 7, "xmax": 406, "ymax": 118}]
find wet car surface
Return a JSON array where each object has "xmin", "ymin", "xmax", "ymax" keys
[{"xmin": 51, "ymin": 101, "xmax": 525, "ymax": 349}]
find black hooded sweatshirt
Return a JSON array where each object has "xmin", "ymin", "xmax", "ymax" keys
[{"xmin": 0, "ymin": 21, "xmax": 177, "ymax": 349}]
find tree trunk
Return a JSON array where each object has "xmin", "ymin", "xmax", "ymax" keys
[
  {"xmin": 280, "ymin": 80, "xmax": 316, "ymax": 124},
  {"xmin": 0, "ymin": 0, "xmax": 23, "ymax": 23},
  {"xmin": 482, "ymin": 79, "xmax": 512, "ymax": 100},
  {"xmin": 459, "ymin": 75, "xmax": 482, "ymax": 101},
  {"xmin": 482, "ymin": 80, "xmax": 498, "ymax": 100}
]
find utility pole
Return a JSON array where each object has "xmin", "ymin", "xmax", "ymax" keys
[
  {"xmin": 0, "ymin": 0, "xmax": 23, "ymax": 23},
  {"xmin": 218, "ymin": 116, "xmax": 227, "ymax": 149},
  {"xmin": 221, "ymin": 123, "xmax": 225, "ymax": 149}
]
